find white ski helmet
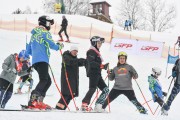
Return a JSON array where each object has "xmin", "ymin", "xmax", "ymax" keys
[{"xmin": 152, "ymin": 67, "xmax": 161, "ymax": 77}]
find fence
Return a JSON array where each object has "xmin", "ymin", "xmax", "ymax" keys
[{"xmin": 0, "ymin": 14, "xmax": 178, "ymax": 58}]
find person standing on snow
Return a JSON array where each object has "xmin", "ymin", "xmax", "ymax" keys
[
  {"xmin": 0, "ymin": 50, "xmax": 30, "ymax": 108},
  {"xmin": 161, "ymin": 59, "xmax": 180, "ymax": 115},
  {"xmin": 17, "ymin": 55, "xmax": 33, "ymax": 94},
  {"xmin": 102, "ymin": 51, "xmax": 147, "ymax": 114},
  {"xmin": 55, "ymin": 45, "xmax": 86, "ymax": 110},
  {"xmin": 174, "ymin": 36, "xmax": 180, "ymax": 48},
  {"xmin": 148, "ymin": 67, "xmax": 167, "ymax": 107},
  {"xmin": 26, "ymin": 15, "xmax": 64, "ymax": 110},
  {"xmin": 81, "ymin": 36, "xmax": 109, "ymax": 112},
  {"xmin": 58, "ymin": 15, "xmax": 70, "ymax": 42}
]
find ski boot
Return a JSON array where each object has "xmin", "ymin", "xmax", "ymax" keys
[{"xmin": 65, "ymin": 39, "xmax": 70, "ymax": 43}]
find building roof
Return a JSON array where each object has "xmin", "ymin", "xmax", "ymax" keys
[{"xmin": 90, "ymin": 0, "xmax": 111, "ymax": 7}]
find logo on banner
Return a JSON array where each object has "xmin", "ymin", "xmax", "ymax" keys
[
  {"xmin": 141, "ymin": 46, "xmax": 159, "ymax": 51},
  {"xmin": 114, "ymin": 43, "xmax": 132, "ymax": 48}
]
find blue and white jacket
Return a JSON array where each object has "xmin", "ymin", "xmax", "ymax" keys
[
  {"xmin": 26, "ymin": 26, "xmax": 61, "ymax": 65},
  {"xmin": 148, "ymin": 75, "xmax": 163, "ymax": 101}
]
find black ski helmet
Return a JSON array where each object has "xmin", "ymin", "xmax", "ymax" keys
[
  {"xmin": 38, "ymin": 15, "xmax": 54, "ymax": 31},
  {"xmin": 90, "ymin": 36, "xmax": 105, "ymax": 47}
]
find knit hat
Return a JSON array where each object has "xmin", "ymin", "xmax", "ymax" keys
[{"xmin": 70, "ymin": 45, "xmax": 78, "ymax": 52}]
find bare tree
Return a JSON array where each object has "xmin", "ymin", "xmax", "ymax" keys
[
  {"xmin": 116, "ymin": 0, "xmax": 143, "ymax": 30},
  {"xmin": 12, "ymin": 8, "xmax": 23, "ymax": 14},
  {"xmin": 64, "ymin": 0, "xmax": 91, "ymax": 15},
  {"xmin": 144, "ymin": 0, "xmax": 176, "ymax": 32},
  {"xmin": 43, "ymin": 0, "xmax": 91, "ymax": 15}
]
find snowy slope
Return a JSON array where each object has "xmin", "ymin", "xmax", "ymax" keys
[{"xmin": 0, "ymin": 29, "xmax": 179, "ymax": 120}]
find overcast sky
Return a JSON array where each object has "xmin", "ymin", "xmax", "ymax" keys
[{"xmin": 0, "ymin": 0, "xmax": 179, "ymax": 33}]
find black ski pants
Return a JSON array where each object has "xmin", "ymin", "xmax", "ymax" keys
[
  {"xmin": 31, "ymin": 62, "xmax": 51, "ymax": 97},
  {"xmin": 82, "ymin": 73, "xmax": 107, "ymax": 105},
  {"xmin": 58, "ymin": 27, "xmax": 69, "ymax": 39}
]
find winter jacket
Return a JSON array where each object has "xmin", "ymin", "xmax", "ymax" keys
[
  {"xmin": 148, "ymin": 75, "xmax": 163, "ymax": 101},
  {"xmin": 108, "ymin": 63, "xmax": 138, "ymax": 90},
  {"xmin": 0, "ymin": 54, "xmax": 29, "ymax": 84},
  {"xmin": 61, "ymin": 51, "xmax": 86, "ymax": 97},
  {"xmin": 85, "ymin": 49, "xmax": 102, "ymax": 77},
  {"xmin": 61, "ymin": 18, "xmax": 68, "ymax": 28},
  {"xmin": 26, "ymin": 27, "xmax": 60, "ymax": 65}
]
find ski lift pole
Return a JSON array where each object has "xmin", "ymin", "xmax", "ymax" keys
[{"xmin": 59, "ymin": 50, "xmax": 79, "ymax": 111}]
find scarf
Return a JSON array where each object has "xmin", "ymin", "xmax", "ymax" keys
[{"xmin": 89, "ymin": 46, "xmax": 104, "ymax": 62}]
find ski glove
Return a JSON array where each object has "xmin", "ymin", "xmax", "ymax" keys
[
  {"xmin": 163, "ymin": 92, "xmax": 167, "ymax": 97},
  {"xmin": 153, "ymin": 93, "xmax": 158, "ymax": 99},
  {"xmin": 100, "ymin": 63, "xmax": 109, "ymax": 70},
  {"xmin": 57, "ymin": 42, "xmax": 64, "ymax": 50},
  {"xmin": 172, "ymin": 71, "xmax": 177, "ymax": 78},
  {"xmin": 107, "ymin": 69, "xmax": 113, "ymax": 74}
]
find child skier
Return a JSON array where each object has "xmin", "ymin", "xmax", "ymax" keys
[
  {"xmin": 81, "ymin": 36, "xmax": 109, "ymax": 112},
  {"xmin": 17, "ymin": 55, "xmax": 33, "ymax": 94},
  {"xmin": 148, "ymin": 67, "xmax": 167, "ymax": 107},
  {"xmin": 0, "ymin": 50, "xmax": 30, "ymax": 108}
]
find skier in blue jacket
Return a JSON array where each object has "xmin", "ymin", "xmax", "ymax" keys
[
  {"xmin": 148, "ymin": 67, "xmax": 167, "ymax": 107},
  {"xmin": 26, "ymin": 15, "xmax": 64, "ymax": 110}
]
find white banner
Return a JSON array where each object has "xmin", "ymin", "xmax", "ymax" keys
[
  {"xmin": 110, "ymin": 38, "xmax": 164, "ymax": 58},
  {"xmin": 110, "ymin": 38, "xmax": 137, "ymax": 55}
]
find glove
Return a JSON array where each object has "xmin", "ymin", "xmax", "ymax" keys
[
  {"xmin": 172, "ymin": 71, "xmax": 177, "ymax": 78},
  {"xmin": 107, "ymin": 69, "xmax": 113, "ymax": 74},
  {"xmin": 27, "ymin": 66, "xmax": 33, "ymax": 73},
  {"xmin": 163, "ymin": 92, "xmax": 167, "ymax": 97},
  {"xmin": 100, "ymin": 63, "xmax": 109, "ymax": 70},
  {"xmin": 153, "ymin": 93, "xmax": 158, "ymax": 99},
  {"xmin": 11, "ymin": 68, "xmax": 17, "ymax": 74},
  {"xmin": 57, "ymin": 42, "xmax": 64, "ymax": 50}
]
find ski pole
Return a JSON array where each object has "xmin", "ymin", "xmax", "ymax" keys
[
  {"xmin": 168, "ymin": 75, "xmax": 172, "ymax": 79},
  {"xmin": 49, "ymin": 65, "xmax": 70, "ymax": 111},
  {"xmin": 141, "ymin": 99, "xmax": 153, "ymax": 106},
  {"xmin": 89, "ymin": 74, "xmax": 108, "ymax": 108},
  {"xmin": 59, "ymin": 50, "xmax": 79, "ymax": 111},
  {"xmin": 107, "ymin": 65, "xmax": 111, "ymax": 112},
  {"xmin": 155, "ymin": 77, "xmax": 175, "ymax": 115},
  {"xmin": 134, "ymin": 79, "xmax": 154, "ymax": 115},
  {"xmin": 0, "ymin": 83, "xmax": 11, "ymax": 107}
]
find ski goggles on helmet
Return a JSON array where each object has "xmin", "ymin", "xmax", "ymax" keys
[
  {"xmin": 91, "ymin": 37, "xmax": 105, "ymax": 43},
  {"xmin": 46, "ymin": 16, "xmax": 54, "ymax": 26}
]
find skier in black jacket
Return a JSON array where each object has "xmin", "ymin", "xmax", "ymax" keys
[
  {"xmin": 81, "ymin": 36, "xmax": 109, "ymax": 112},
  {"xmin": 55, "ymin": 45, "xmax": 86, "ymax": 110},
  {"xmin": 58, "ymin": 15, "xmax": 70, "ymax": 42}
]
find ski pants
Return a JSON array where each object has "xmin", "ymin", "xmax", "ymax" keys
[
  {"xmin": 102, "ymin": 89, "xmax": 145, "ymax": 112},
  {"xmin": 163, "ymin": 84, "xmax": 180, "ymax": 110},
  {"xmin": 19, "ymin": 75, "xmax": 33, "ymax": 89},
  {"xmin": 0, "ymin": 78, "xmax": 13, "ymax": 108},
  {"xmin": 57, "ymin": 95, "xmax": 73, "ymax": 110},
  {"xmin": 58, "ymin": 27, "xmax": 69, "ymax": 39},
  {"xmin": 82, "ymin": 73, "xmax": 108, "ymax": 105},
  {"xmin": 31, "ymin": 62, "xmax": 51, "ymax": 97}
]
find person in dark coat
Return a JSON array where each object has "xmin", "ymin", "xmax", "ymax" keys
[
  {"xmin": 81, "ymin": 36, "xmax": 109, "ymax": 112},
  {"xmin": 58, "ymin": 15, "xmax": 70, "ymax": 42},
  {"xmin": 56, "ymin": 45, "xmax": 86, "ymax": 110}
]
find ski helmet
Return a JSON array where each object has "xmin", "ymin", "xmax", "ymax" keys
[
  {"xmin": 38, "ymin": 15, "xmax": 54, "ymax": 31},
  {"xmin": 152, "ymin": 67, "xmax": 161, "ymax": 77},
  {"xmin": 90, "ymin": 36, "xmax": 105, "ymax": 47},
  {"xmin": 118, "ymin": 51, "xmax": 127, "ymax": 60},
  {"xmin": 18, "ymin": 50, "xmax": 26, "ymax": 59}
]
